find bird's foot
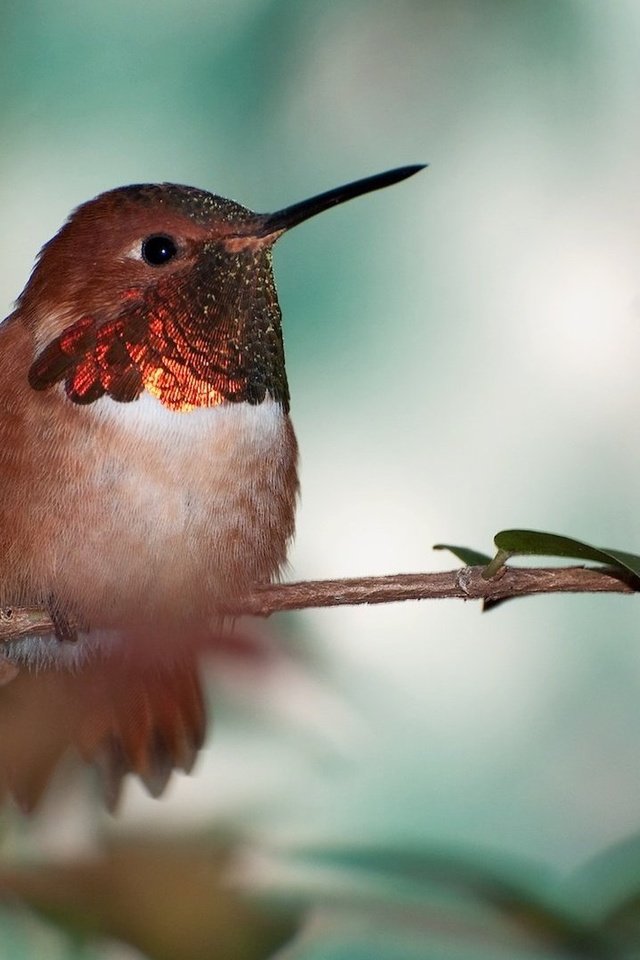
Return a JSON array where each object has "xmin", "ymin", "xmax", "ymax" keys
[{"xmin": 47, "ymin": 596, "xmax": 78, "ymax": 644}]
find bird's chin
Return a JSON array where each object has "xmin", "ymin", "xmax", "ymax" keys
[{"xmin": 1, "ymin": 629, "xmax": 124, "ymax": 672}]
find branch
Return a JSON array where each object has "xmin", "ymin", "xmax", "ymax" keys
[
  {"xmin": 228, "ymin": 564, "xmax": 637, "ymax": 615},
  {"xmin": 0, "ymin": 565, "xmax": 636, "ymax": 642}
]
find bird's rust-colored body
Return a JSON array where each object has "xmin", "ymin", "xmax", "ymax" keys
[
  {"xmin": 0, "ymin": 315, "xmax": 299, "ymax": 636},
  {"xmin": 0, "ymin": 165, "xmax": 424, "ymax": 806}
]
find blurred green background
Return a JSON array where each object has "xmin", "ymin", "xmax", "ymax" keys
[{"xmin": 2, "ymin": 1, "xmax": 640, "ymax": 957}]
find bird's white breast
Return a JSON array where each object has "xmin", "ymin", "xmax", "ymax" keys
[
  {"xmin": 91, "ymin": 389, "xmax": 287, "ymax": 450},
  {"xmin": 21, "ymin": 390, "xmax": 299, "ymax": 643}
]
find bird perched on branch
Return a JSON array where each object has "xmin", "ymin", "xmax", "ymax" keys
[{"xmin": 0, "ymin": 164, "xmax": 424, "ymax": 809}]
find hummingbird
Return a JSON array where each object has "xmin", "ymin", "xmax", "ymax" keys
[{"xmin": 0, "ymin": 164, "xmax": 424, "ymax": 808}]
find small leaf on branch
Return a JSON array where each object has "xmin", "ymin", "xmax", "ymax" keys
[
  {"xmin": 433, "ymin": 544, "xmax": 493, "ymax": 566},
  {"xmin": 494, "ymin": 530, "xmax": 640, "ymax": 581}
]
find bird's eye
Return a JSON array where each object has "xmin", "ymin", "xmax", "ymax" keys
[{"xmin": 141, "ymin": 235, "xmax": 178, "ymax": 266}]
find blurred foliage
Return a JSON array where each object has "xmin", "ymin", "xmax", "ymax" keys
[
  {"xmin": 10, "ymin": 833, "xmax": 640, "ymax": 958},
  {"xmin": 0, "ymin": 836, "xmax": 296, "ymax": 960}
]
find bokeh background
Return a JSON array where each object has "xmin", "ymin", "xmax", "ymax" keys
[{"xmin": 2, "ymin": 1, "xmax": 640, "ymax": 957}]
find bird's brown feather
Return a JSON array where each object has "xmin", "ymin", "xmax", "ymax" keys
[{"xmin": 0, "ymin": 651, "xmax": 206, "ymax": 812}]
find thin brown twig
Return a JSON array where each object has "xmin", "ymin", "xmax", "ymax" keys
[{"xmin": 0, "ymin": 565, "xmax": 635, "ymax": 643}]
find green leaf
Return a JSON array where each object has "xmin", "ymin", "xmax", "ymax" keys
[
  {"xmin": 493, "ymin": 530, "xmax": 640, "ymax": 579},
  {"xmin": 285, "ymin": 845, "xmax": 608, "ymax": 956},
  {"xmin": 567, "ymin": 834, "xmax": 640, "ymax": 948},
  {"xmin": 433, "ymin": 544, "xmax": 493, "ymax": 566}
]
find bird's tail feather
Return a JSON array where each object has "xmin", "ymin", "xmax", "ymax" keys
[{"xmin": 0, "ymin": 652, "xmax": 207, "ymax": 812}]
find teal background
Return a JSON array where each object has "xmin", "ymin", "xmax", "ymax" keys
[{"xmin": 2, "ymin": 1, "xmax": 640, "ymax": 957}]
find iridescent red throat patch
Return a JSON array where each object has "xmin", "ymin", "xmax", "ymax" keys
[{"xmin": 27, "ymin": 249, "xmax": 290, "ymax": 412}]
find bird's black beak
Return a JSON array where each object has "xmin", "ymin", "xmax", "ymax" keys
[{"xmin": 255, "ymin": 164, "xmax": 426, "ymax": 238}]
